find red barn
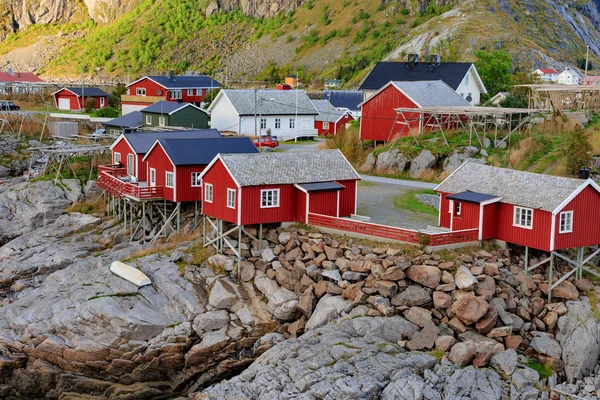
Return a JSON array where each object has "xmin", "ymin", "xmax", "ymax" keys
[
  {"xmin": 142, "ymin": 137, "xmax": 258, "ymax": 202},
  {"xmin": 435, "ymin": 162, "xmax": 600, "ymax": 252},
  {"xmin": 122, "ymin": 73, "xmax": 220, "ymax": 115},
  {"xmin": 200, "ymin": 150, "xmax": 360, "ymax": 226},
  {"xmin": 311, "ymin": 99, "xmax": 354, "ymax": 135},
  {"xmin": 358, "ymin": 80, "xmax": 470, "ymax": 143},
  {"xmin": 53, "ymin": 87, "xmax": 109, "ymax": 111},
  {"xmin": 109, "ymin": 130, "xmax": 222, "ymax": 182}
]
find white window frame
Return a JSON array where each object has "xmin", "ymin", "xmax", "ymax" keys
[
  {"xmin": 260, "ymin": 118, "xmax": 267, "ymax": 129},
  {"xmin": 513, "ymin": 206, "xmax": 533, "ymax": 229},
  {"xmin": 196, "ymin": 89, "xmax": 202, "ymax": 96},
  {"xmin": 127, "ymin": 154, "xmax": 134, "ymax": 176},
  {"xmin": 149, "ymin": 168, "xmax": 156, "ymax": 186},
  {"xmin": 146, "ymin": 115, "xmax": 152, "ymax": 125},
  {"xmin": 455, "ymin": 201, "xmax": 461, "ymax": 216},
  {"xmin": 110, "ymin": 129, "xmax": 120, "ymax": 135},
  {"xmin": 275, "ymin": 118, "xmax": 281, "ymax": 129},
  {"xmin": 191, "ymin": 172, "xmax": 202, "ymax": 187},
  {"xmin": 323, "ymin": 121, "xmax": 329, "ymax": 130},
  {"xmin": 158, "ymin": 116, "xmax": 166, "ymax": 127},
  {"xmin": 170, "ymin": 89, "xmax": 182, "ymax": 100},
  {"xmin": 227, "ymin": 188, "xmax": 236, "ymax": 209},
  {"xmin": 136, "ymin": 87, "xmax": 146, "ymax": 96},
  {"xmin": 559, "ymin": 211, "xmax": 573, "ymax": 234},
  {"xmin": 289, "ymin": 118, "xmax": 295, "ymax": 129},
  {"xmin": 204, "ymin": 183, "xmax": 213, "ymax": 202},
  {"xmin": 114, "ymin": 152, "xmax": 121, "ymax": 164},
  {"xmin": 100, "ymin": 97, "xmax": 105, "ymax": 107},
  {"xmin": 187, "ymin": 89, "xmax": 194, "ymax": 96},
  {"xmin": 260, "ymin": 189, "xmax": 280, "ymax": 208},
  {"xmin": 465, "ymin": 74, "xmax": 469, "ymax": 85},
  {"xmin": 165, "ymin": 172, "xmax": 174, "ymax": 188}
]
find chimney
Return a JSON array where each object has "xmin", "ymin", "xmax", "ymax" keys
[
  {"xmin": 407, "ymin": 54, "xmax": 419, "ymax": 67},
  {"xmin": 169, "ymin": 70, "xmax": 175, "ymax": 81},
  {"xmin": 578, "ymin": 167, "xmax": 592, "ymax": 179},
  {"xmin": 429, "ymin": 54, "xmax": 440, "ymax": 67}
]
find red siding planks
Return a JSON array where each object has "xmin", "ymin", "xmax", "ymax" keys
[
  {"xmin": 482, "ymin": 203, "xmax": 499, "ymax": 240},
  {"xmin": 496, "ymin": 204, "xmax": 552, "ymax": 251},
  {"xmin": 128, "ymin": 77, "xmax": 210, "ymax": 103},
  {"xmin": 439, "ymin": 193, "xmax": 451, "ymax": 229},
  {"xmin": 337, "ymin": 180, "xmax": 357, "ymax": 217},
  {"xmin": 451, "ymin": 201, "xmax": 480, "ymax": 231},
  {"xmin": 554, "ymin": 185, "xmax": 600, "ymax": 250},
  {"xmin": 176, "ymin": 165, "xmax": 205, "ymax": 202},
  {"xmin": 54, "ymin": 89, "xmax": 107, "ymax": 110},
  {"xmin": 144, "ymin": 144, "xmax": 175, "ymax": 202},
  {"xmin": 296, "ymin": 190, "xmax": 308, "ymax": 223},
  {"xmin": 111, "ymin": 139, "xmax": 136, "ymax": 177},
  {"xmin": 308, "ymin": 191, "xmax": 338, "ymax": 216},
  {"xmin": 201, "ymin": 159, "xmax": 239, "ymax": 224},
  {"xmin": 240, "ymin": 184, "xmax": 297, "ymax": 225}
]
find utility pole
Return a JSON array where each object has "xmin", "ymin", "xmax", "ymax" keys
[
  {"xmin": 295, "ymin": 70, "xmax": 298, "ymax": 143},
  {"xmin": 585, "ymin": 45, "xmax": 590, "ymax": 82},
  {"xmin": 254, "ymin": 89, "xmax": 257, "ymax": 138},
  {"xmin": 81, "ymin": 65, "xmax": 85, "ymax": 111},
  {"xmin": 326, "ymin": 92, "xmax": 330, "ymax": 135}
]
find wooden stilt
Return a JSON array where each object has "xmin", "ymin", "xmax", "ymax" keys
[
  {"xmin": 142, "ymin": 202, "xmax": 146, "ymax": 244},
  {"xmin": 577, "ymin": 247, "xmax": 584, "ymax": 280},
  {"xmin": 238, "ymin": 225, "xmax": 242, "ymax": 276},
  {"xmin": 524, "ymin": 246, "xmax": 529, "ymax": 276},
  {"xmin": 259, "ymin": 223, "xmax": 263, "ymax": 249},
  {"xmin": 177, "ymin": 203, "xmax": 181, "ymax": 234},
  {"xmin": 548, "ymin": 254, "xmax": 554, "ymax": 303}
]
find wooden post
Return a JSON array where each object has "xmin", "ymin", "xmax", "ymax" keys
[
  {"xmin": 203, "ymin": 216, "xmax": 206, "ymax": 246},
  {"xmin": 259, "ymin": 223, "xmax": 263, "ymax": 249},
  {"xmin": 142, "ymin": 202, "xmax": 146, "ymax": 244},
  {"xmin": 577, "ymin": 247, "xmax": 584, "ymax": 280},
  {"xmin": 176, "ymin": 203, "xmax": 181, "ymax": 234},
  {"xmin": 238, "ymin": 225, "xmax": 242, "ymax": 276},
  {"xmin": 548, "ymin": 253, "xmax": 554, "ymax": 303},
  {"xmin": 524, "ymin": 246, "xmax": 529, "ymax": 276}
]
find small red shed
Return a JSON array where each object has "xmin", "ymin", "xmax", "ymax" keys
[
  {"xmin": 109, "ymin": 130, "xmax": 222, "ymax": 182},
  {"xmin": 358, "ymin": 80, "xmax": 469, "ymax": 142},
  {"xmin": 435, "ymin": 162, "xmax": 600, "ymax": 252},
  {"xmin": 142, "ymin": 137, "xmax": 258, "ymax": 202},
  {"xmin": 53, "ymin": 87, "xmax": 109, "ymax": 111},
  {"xmin": 200, "ymin": 150, "xmax": 360, "ymax": 226},
  {"xmin": 311, "ymin": 99, "xmax": 354, "ymax": 136}
]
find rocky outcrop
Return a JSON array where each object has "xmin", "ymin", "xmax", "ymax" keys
[{"xmin": 207, "ymin": 0, "xmax": 303, "ymax": 18}]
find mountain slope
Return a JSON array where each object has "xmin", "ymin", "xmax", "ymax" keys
[{"xmin": 0, "ymin": 0, "xmax": 600, "ymax": 86}]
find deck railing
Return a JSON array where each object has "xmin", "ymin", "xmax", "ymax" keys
[
  {"xmin": 97, "ymin": 168, "xmax": 163, "ymax": 200},
  {"xmin": 307, "ymin": 213, "xmax": 480, "ymax": 247},
  {"xmin": 98, "ymin": 165, "xmax": 127, "ymax": 177}
]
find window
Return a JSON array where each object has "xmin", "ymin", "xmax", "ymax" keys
[
  {"xmin": 170, "ymin": 89, "xmax": 182, "ymax": 100},
  {"xmin": 127, "ymin": 154, "xmax": 134, "ymax": 176},
  {"xmin": 465, "ymin": 74, "xmax": 469, "ymax": 85},
  {"xmin": 166, "ymin": 172, "xmax": 174, "ymax": 188},
  {"xmin": 323, "ymin": 121, "xmax": 329, "ymax": 130},
  {"xmin": 204, "ymin": 183, "xmax": 213, "ymax": 202},
  {"xmin": 514, "ymin": 206, "xmax": 533, "ymax": 229},
  {"xmin": 149, "ymin": 168, "xmax": 156, "ymax": 186},
  {"xmin": 187, "ymin": 89, "xmax": 194, "ymax": 96},
  {"xmin": 227, "ymin": 189, "xmax": 236, "ymax": 208},
  {"xmin": 114, "ymin": 152, "xmax": 121, "ymax": 164},
  {"xmin": 260, "ymin": 118, "xmax": 267, "ymax": 129},
  {"xmin": 100, "ymin": 97, "xmax": 105, "ymax": 107},
  {"xmin": 275, "ymin": 118, "xmax": 281, "ymax": 129},
  {"xmin": 289, "ymin": 118, "xmax": 295, "ymax": 129},
  {"xmin": 196, "ymin": 89, "xmax": 202, "ymax": 96},
  {"xmin": 159, "ymin": 116, "xmax": 166, "ymax": 127},
  {"xmin": 560, "ymin": 211, "xmax": 573, "ymax": 233},
  {"xmin": 146, "ymin": 115, "xmax": 152, "ymax": 125},
  {"xmin": 191, "ymin": 172, "xmax": 202, "ymax": 187},
  {"xmin": 111, "ymin": 129, "xmax": 120, "ymax": 135},
  {"xmin": 460, "ymin": 93, "xmax": 465, "ymax": 98},
  {"xmin": 261, "ymin": 189, "xmax": 280, "ymax": 208},
  {"xmin": 454, "ymin": 201, "xmax": 461, "ymax": 216},
  {"xmin": 136, "ymin": 88, "xmax": 146, "ymax": 96}
]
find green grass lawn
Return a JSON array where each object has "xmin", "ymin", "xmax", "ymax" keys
[{"xmin": 394, "ymin": 189, "xmax": 438, "ymax": 216}]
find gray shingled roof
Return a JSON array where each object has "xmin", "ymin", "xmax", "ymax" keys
[
  {"xmin": 436, "ymin": 162, "xmax": 587, "ymax": 212},
  {"xmin": 391, "ymin": 81, "xmax": 471, "ymax": 107},
  {"xmin": 221, "ymin": 90, "xmax": 318, "ymax": 116},
  {"xmin": 311, "ymin": 100, "xmax": 348, "ymax": 123},
  {"xmin": 219, "ymin": 150, "xmax": 360, "ymax": 186}
]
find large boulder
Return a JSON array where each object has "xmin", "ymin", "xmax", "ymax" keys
[
  {"xmin": 375, "ymin": 149, "xmax": 409, "ymax": 173},
  {"xmin": 360, "ymin": 152, "xmax": 376, "ymax": 172},
  {"xmin": 409, "ymin": 150, "xmax": 436, "ymax": 178},
  {"xmin": 444, "ymin": 366, "xmax": 502, "ymax": 399},
  {"xmin": 391, "ymin": 286, "xmax": 432, "ymax": 307},
  {"xmin": 255, "ymin": 275, "xmax": 298, "ymax": 321},
  {"xmin": 405, "ymin": 265, "xmax": 441, "ymax": 289},
  {"xmin": 305, "ymin": 295, "xmax": 353, "ymax": 331},
  {"xmin": 450, "ymin": 294, "xmax": 489, "ymax": 325},
  {"xmin": 455, "ymin": 266, "xmax": 478, "ymax": 290},
  {"xmin": 208, "ymin": 280, "xmax": 238, "ymax": 309}
]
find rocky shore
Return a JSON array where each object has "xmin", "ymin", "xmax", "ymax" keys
[{"xmin": 0, "ymin": 177, "xmax": 599, "ymax": 399}]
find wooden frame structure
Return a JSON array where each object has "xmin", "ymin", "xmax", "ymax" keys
[
  {"xmin": 29, "ymin": 144, "xmax": 109, "ymax": 183},
  {"xmin": 518, "ymin": 84, "xmax": 600, "ymax": 114},
  {"xmin": 393, "ymin": 106, "xmax": 547, "ymax": 148},
  {"xmin": 0, "ymin": 110, "xmax": 49, "ymax": 140}
]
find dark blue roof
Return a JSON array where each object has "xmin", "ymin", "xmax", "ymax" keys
[
  {"xmin": 298, "ymin": 181, "xmax": 344, "ymax": 192},
  {"xmin": 146, "ymin": 75, "xmax": 221, "ymax": 89},
  {"xmin": 446, "ymin": 191, "xmax": 501, "ymax": 204},
  {"xmin": 141, "ymin": 101, "xmax": 206, "ymax": 115},
  {"xmin": 157, "ymin": 137, "xmax": 258, "ymax": 165},
  {"xmin": 105, "ymin": 111, "xmax": 143, "ymax": 128},
  {"xmin": 65, "ymin": 87, "xmax": 109, "ymax": 97},
  {"xmin": 323, "ymin": 91, "xmax": 365, "ymax": 111},
  {"xmin": 123, "ymin": 129, "xmax": 222, "ymax": 154},
  {"xmin": 358, "ymin": 62, "xmax": 473, "ymax": 91}
]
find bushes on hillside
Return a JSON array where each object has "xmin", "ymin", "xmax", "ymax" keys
[{"xmin": 564, "ymin": 128, "xmax": 592, "ymax": 176}]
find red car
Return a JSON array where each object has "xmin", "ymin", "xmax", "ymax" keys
[{"xmin": 253, "ymin": 136, "xmax": 279, "ymax": 148}]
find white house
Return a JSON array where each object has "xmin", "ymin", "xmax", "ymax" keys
[
  {"xmin": 557, "ymin": 68, "xmax": 581, "ymax": 85},
  {"xmin": 207, "ymin": 89, "xmax": 318, "ymax": 140},
  {"xmin": 359, "ymin": 61, "xmax": 487, "ymax": 105},
  {"xmin": 532, "ymin": 68, "xmax": 558, "ymax": 83}
]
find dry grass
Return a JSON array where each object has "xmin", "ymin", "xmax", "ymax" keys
[
  {"xmin": 67, "ymin": 199, "xmax": 106, "ymax": 215},
  {"xmin": 507, "ymin": 136, "xmax": 540, "ymax": 168},
  {"xmin": 129, "ymin": 230, "xmax": 202, "ymax": 259}
]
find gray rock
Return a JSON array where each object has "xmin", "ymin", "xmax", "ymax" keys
[
  {"xmin": 342, "ymin": 271, "xmax": 369, "ymax": 281},
  {"xmin": 360, "ymin": 152, "xmax": 376, "ymax": 172},
  {"xmin": 305, "ymin": 295, "xmax": 353, "ymax": 331},
  {"xmin": 193, "ymin": 310, "xmax": 230, "ymax": 332},
  {"xmin": 278, "ymin": 231, "xmax": 291, "ymax": 245},
  {"xmin": 255, "ymin": 275, "xmax": 298, "ymax": 321},
  {"xmin": 381, "ymin": 368, "xmax": 442, "ymax": 400},
  {"xmin": 375, "ymin": 149, "xmax": 409, "ymax": 173},
  {"xmin": 0, "ymin": 165, "xmax": 10, "ymax": 177},
  {"xmin": 83, "ymin": 180, "xmax": 103, "ymax": 200},
  {"xmin": 351, "ymin": 316, "xmax": 419, "ymax": 342},
  {"xmin": 209, "ymin": 280, "xmax": 238, "ymax": 309},
  {"xmin": 530, "ymin": 332, "xmax": 562, "ymax": 359},
  {"xmin": 511, "ymin": 367, "xmax": 540, "ymax": 391},
  {"xmin": 490, "ymin": 297, "xmax": 513, "ymax": 326},
  {"xmin": 409, "ymin": 150, "xmax": 436, "ymax": 178},
  {"xmin": 322, "ymin": 269, "xmax": 342, "ymax": 282},
  {"xmin": 391, "ymin": 285, "xmax": 432, "ymax": 307},
  {"xmin": 444, "ymin": 366, "xmax": 502, "ymax": 399},
  {"xmin": 61, "ymin": 179, "xmax": 83, "ymax": 203},
  {"xmin": 490, "ymin": 349, "xmax": 518, "ymax": 376},
  {"xmin": 261, "ymin": 248, "xmax": 277, "ymax": 262},
  {"xmin": 236, "ymin": 307, "xmax": 254, "ymax": 326},
  {"xmin": 455, "ymin": 265, "xmax": 478, "ymax": 290}
]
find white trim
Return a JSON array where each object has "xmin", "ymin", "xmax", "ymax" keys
[
  {"xmin": 437, "ymin": 194, "xmax": 442, "ymax": 227},
  {"xmin": 142, "ymin": 140, "xmax": 177, "ymax": 169},
  {"xmin": 165, "ymin": 171, "xmax": 174, "ymax": 188},
  {"xmin": 455, "ymin": 201, "xmax": 462, "ymax": 216},
  {"xmin": 478, "ymin": 204, "xmax": 484, "ymax": 240},
  {"xmin": 109, "ymin": 134, "xmax": 126, "ymax": 150},
  {"xmin": 136, "ymin": 87, "xmax": 147, "ymax": 96},
  {"xmin": 191, "ymin": 172, "xmax": 202, "ymax": 187},
  {"xmin": 513, "ymin": 206, "xmax": 534, "ymax": 229},
  {"xmin": 550, "ymin": 211, "xmax": 556, "ymax": 251},
  {"xmin": 149, "ymin": 168, "xmax": 156, "ymax": 186},
  {"xmin": 260, "ymin": 189, "xmax": 280, "ymax": 208},
  {"xmin": 449, "ymin": 200, "xmax": 454, "ymax": 231},
  {"xmin": 126, "ymin": 76, "xmax": 167, "ymax": 89},
  {"xmin": 227, "ymin": 188, "xmax": 236, "ymax": 209},
  {"xmin": 336, "ymin": 190, "xmax": 340, "ymax": 217},
  {"xmin": 127, "ymin": 154, "xmax": 134, "ymax": 176},
  {"xmin": 113, "ymin": 152, "xmax": 121, "ymax": 164},
  {"xmin": 237, "ymin": 187, "xmax": 242, "ymax": 225},
  {"xmin": 126, "ymin": 75, "xmax": 220, "ymax": 90},
  {"xmin": 145, "ymin": 102, "xmax": 209, "ymax": 116},
  {"xmin": 100, "ymin": 97, "xmax": 105, "ymax": 107},
  {"xmin": 199, "ymin": 154, "xmax": 242, "ymax": 188},
  {"xmin": 306, "ymin": 192, "xmax": 310, "ymax": 223},
  {"xmin": 173, "ymin": 166, "xmax": 177, "ymax": 202},
  {"xmin": 146, "ymin": 115, "xmax": 152, "ymax": 125},
  {"xmin": 204, "ymin": 183, "xmax": 213, "ymax": 202},
  {"xmin": 294, "ymin": 184, "xmax": 308, "ymax": 193},
  {"xmin": 354, "ymin": 180, "xmax": 357, "ymax": 215},
  {"xmin": 336, "ymin": 149, "xmax": 361, "ymax": 180},
  {"xmin": 559, "ymin": 211, "xmax": 574, "ymax": 233},
  {"xmin": 469, "ymin": 64, "xmax": 488, "ymax": 94},
  {"xmin": 552, "ymin": 179, "xmax": 600, "ymax": 214},
  {"xmin": 479, "ymin": 197, "xmax": 502, "ymax": 206}
]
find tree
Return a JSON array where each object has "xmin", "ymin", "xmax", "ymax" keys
[
  {"xmin": 501, "ymin": 71, "xmax": 542, "ymax": 108},
  {"xmin": 109, "ymin": 83, "xmax": 127, "ymax": 109},
  {"xmin": 474, "ymin": 50, "xmax": 512, "ymax": 102},
  {"xmin": 85, "ymin": 98, "xmax": 97, "ymax": 113},
  {"xmin": 564, "ymin": 128, "xmax": 592, "ymax": 176}
]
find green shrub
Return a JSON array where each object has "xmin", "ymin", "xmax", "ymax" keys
[
  {"xmin": 400, "ymin": 7, "xmax": 409, "ymax": 15},
  {"xmin": 94, "ymin": 107, "xmax": 120, "ymax": 118},
  {"xmin": 358, "ymin": 9, "xmax": 370, "ymax": 19},
  {"xmin": 85, "ymin": 98, "xmax": 97, "ymax": 113}
]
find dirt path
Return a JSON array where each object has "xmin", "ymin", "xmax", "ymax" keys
[{"xmin": 356, "ymin": 182, "xmax": 438, "ymax": 230}]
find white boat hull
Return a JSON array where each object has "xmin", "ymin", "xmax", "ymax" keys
[{"xmin": 110, "ymin": 261, "xmax": 152, "ymax": 287}]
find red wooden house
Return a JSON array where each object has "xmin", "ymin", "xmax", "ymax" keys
[
  {"xmin": 358, "ymin": 80, "xmax": 469, "ymax": 142},
  {"xmin": 142, "ymin": 137, "xmax": 258, "ymax": 202},
  {"xmin": 200, "ymin": 150, "xmax": 360, "ymax": 226},
  {"xmin": 109, "ymin": 130, "xmax": 222, "ymax": 182},
  {"xmin": 122, "ymin": 72, "xmax": 220, "ymax": 115},
  {"xmin": 311, "ymin": 99, "xmax": 354, "ymax": 135},
  {"xmin": 435, "ymin": 162, "xmax": 600, "ymax": 252},
  {"xmin": 53, "ymin": 87, "xmax": 109, "ymax": 111}
]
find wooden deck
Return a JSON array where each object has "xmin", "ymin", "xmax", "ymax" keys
[{"xmin": 97, "ymin": 166, "xmax": 163, "ymax": 201}]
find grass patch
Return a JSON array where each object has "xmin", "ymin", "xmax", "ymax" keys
[
  {"xmin": 428, "ymin": 349, "xmax": 445, "ymax": 361},
  {"xmin": 527, "ymin": 359, "xmax": 554, "ymax": 379},
  {"xmin": 87, "ymin": 292, "xmax": 140, "ymax": 301},
  {"xmin": 357, "ymin": 180, "xmax": 377, "ymax": 187},
  {"xmin": 67, "ymin": 199, "xmax": 106, "ymax": 216},
  {"xmin": 129, "ymin": 231, "xmax": 201, "ymax": 259},
  {"xmin": 587, "ymin": 290, "xmax": 600, "ymax": 321},
  {"xmin": 394, "ymin": 189, "xmax": 438, "ymax": 216}
]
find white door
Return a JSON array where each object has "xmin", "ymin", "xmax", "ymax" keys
[
  {"xmin": 149, "ymin": 168, "xmax": 156, "ymax": 186},
  {"xmin": 100, "ymin": 97, "xmax": 105, "ymax": 108},
  {"xmin": 127, "ymin": 154, "xmax": 134, "ymax": 176},
  {"xmin": 58, "ymin": 98, "xmax": 70, "ymax": 110}
]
